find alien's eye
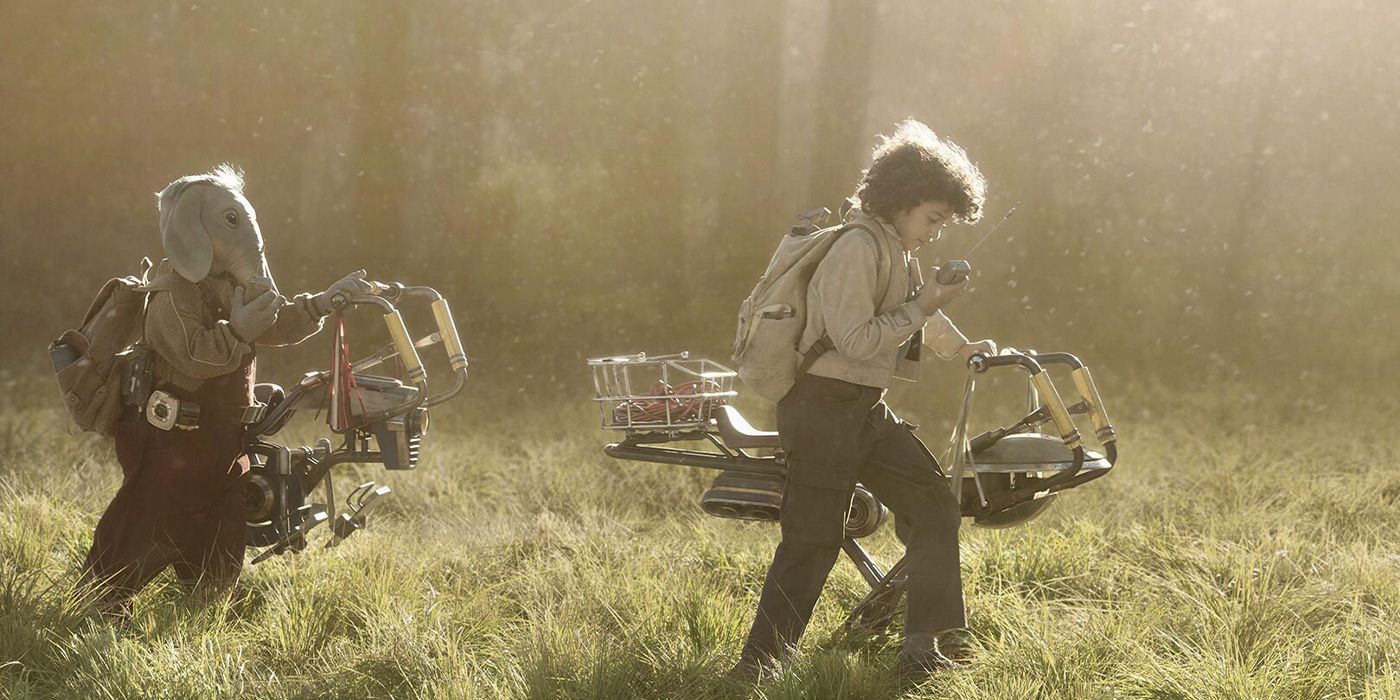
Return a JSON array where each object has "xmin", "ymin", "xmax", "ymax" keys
[{"xmin": 223, "ymin": 210, "xmax": 239, "ymax": 228}]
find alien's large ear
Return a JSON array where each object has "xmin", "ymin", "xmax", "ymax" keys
[{"xmin": 158, "ymin": 180, "xmax": 214, "ymax": 283}]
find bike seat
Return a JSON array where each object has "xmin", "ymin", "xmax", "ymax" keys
[{"xmin": 715, "ymin": 405, "xmax": 782, "ymax": 450}]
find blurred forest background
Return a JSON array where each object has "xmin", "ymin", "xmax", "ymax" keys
[
  {"xmin": 2, "ymin": 0, "xmax": 1397, "ymax": 403},
  {"xmin": 4, "ymin": 6, "xmax": 1399, "ymax": 696}
]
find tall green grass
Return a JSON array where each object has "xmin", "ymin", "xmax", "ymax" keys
[{"xmin": 1, "ymin": 372, "xmax": 1396, "ymax": 699}]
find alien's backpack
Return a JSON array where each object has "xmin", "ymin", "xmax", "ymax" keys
[
  {"xmin": 731, "ymin": 216, "xmax": 887, "ymax": 402},
  {"xmin": 49, "ymin": 258, "xmax": 156, "ymax": 437}
]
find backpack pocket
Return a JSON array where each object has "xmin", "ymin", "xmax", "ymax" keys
[
  {"xmin": 52, "ymin": 330, "xmax": 124, "ymax": 437},
  {"xmin": 733, "ymin": 300, "xmax": 796, "ymax": 358},
  {"xmin": 735, "ymin": 304, "xmax": 803, "ymax": 402}
]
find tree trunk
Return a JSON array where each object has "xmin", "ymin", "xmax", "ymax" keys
[
  {"xmin": 1212, "ymin": 39, "xmax": 1286, "ymax": 344},
  {"xmin": 808, "ymin": 0, "xmax": 877, "ymax": 209},
  {"xmin": 350, "ymin": 4, "xmax": 411, "ymax": 276},
  {"xmin": 670, "ymin": 2, "xmax": 786, "ymax": 305},
  {"xmin": 715, "ymin": 3, "xmax": 785, "ymax": 255}
]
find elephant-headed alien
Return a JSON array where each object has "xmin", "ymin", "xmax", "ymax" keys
[{"xmin": 81, "ymin": 164, "xmax": 370, "ymax": 612}]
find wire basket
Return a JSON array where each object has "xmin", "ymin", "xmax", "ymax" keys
[{"xmin": 588, "ymin": 351, "xmax": 737, "ymax": 431}]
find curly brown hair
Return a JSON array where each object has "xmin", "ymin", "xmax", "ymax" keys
[{"xmin": 851, "ymin": 119, "xmax": 985, "ymax": 224}]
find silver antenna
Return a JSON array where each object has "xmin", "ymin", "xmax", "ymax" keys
[{"xmin": 963, "ymin": 202, "xmax": 1019, "ymax": 258}]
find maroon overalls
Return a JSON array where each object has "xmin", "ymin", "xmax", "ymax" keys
[{"xmin": 82, "ymin": 352, "xmax": 256, "ymax": 609}]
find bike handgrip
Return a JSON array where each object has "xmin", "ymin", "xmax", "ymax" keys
[
  {"xmin": 430, "ymin": 298, "xmax": 469, "ymax": 373},
  {"xmin": 1071, "ymin": 366, "xmax": 1116, "ymax": 447},
  {"xmin": 1029, "ymin": 371, "xmax": 1084, "ymax": 451},
  {"xmin": 382, "ymin": 310, "xmax": 427, "ymax": 385}
]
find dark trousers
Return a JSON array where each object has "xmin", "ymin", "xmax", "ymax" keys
[
  {"xmin": 739, "ymin": 374, "xmax": 965, "ymax": 663},
  {"xmin": 81, "ymin": 358, "xmax": 255, "ymax": 611}
]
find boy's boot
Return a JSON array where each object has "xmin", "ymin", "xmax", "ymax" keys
[
  {"xmin": 724, "ymin": 653, "xmax": 783, "ymax": 685},
  {"xmin": 896, "ymin": 629, "xmax": 972, "ymax": 686}
]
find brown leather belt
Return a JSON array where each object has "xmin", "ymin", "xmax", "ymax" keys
[
  {"xmin": 143, "ymin": 390, "xmax": 266, "ymax": 431},
  {"xmin": 198, "ymin": 401, "xmax": 267, "ymax": 426}
]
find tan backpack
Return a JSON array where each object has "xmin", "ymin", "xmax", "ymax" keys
[
  {"xmin": 49, "ymin": 259, "xmax": 154, "ymax": 437},
  {"xmin": 731, "ymin": 218, "xmax": 888, "ymax": 402}
]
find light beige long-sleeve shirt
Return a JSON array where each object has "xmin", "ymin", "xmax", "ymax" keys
[
  {"xmin": 800, "ymin": 208, "xmax": 968, "ymax": 389},
  {"xmin": 142, "ymin": 259, "xmax": 327, "ymax": 392}
]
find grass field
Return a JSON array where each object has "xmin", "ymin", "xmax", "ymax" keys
[{"xmin": 2, "ymin": 369, "xmax": 1397, "ymax": 699}]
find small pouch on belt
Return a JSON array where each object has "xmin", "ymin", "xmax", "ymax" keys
[{"xmin": 145, "ymin": 389, "xmax": 201, "ymax": 431}]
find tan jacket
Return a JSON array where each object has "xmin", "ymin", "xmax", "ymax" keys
[
  {"xmin": 800, "ymin": 208, "xmax": 968, "ymax": 389},
  {"xmin": 142, "ymin": 259, "xmax": 326, "ymax": 392}
]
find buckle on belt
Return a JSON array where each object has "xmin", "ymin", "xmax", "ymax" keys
[
  {"xmin": 145, "ymin": 390, "xmax": 200, "ymax": 431},
  {"xmin": 239, "ymin": 403, "xmax": 267, "ymax": 425}
]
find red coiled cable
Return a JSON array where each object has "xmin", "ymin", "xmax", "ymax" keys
[{"xmin": 612, "ymin": 379, "xmax": 726, "ymax": 426}]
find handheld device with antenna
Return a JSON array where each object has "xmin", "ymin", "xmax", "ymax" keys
[{"xmin": 934, "ymin": 202, "xmax": 1019, "ymax": 285}]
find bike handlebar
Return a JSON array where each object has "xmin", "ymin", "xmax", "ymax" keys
[
  {"xmin": 967, "ymin": 348, "xmax": 1117, "ymax": 466},
  {"xmin": 328, "ymin": 282, "xmax": 469, "ymax": 407},
  {"xmin": 247, "ymin": 280, "xmax": 469, "ymax": 437}
]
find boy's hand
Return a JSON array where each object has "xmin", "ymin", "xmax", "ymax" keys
[
  {"xmin": 231, "ymin": 287, "xmax": 282, "ymax": 343},
  {"xmin": 915, "ymin": 276, "xmax": 969, "ymax": 315},
  {"xmin": 958, "ymin": 339, "xmax": 998, "ymax": 362}
]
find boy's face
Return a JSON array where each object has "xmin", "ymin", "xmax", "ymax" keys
[{"xmin": 892, "ymin": 200, "xmax": 954, "ymax": 252}]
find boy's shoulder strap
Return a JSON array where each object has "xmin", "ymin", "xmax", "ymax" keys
[
  {"xmin": 832, "ymin": 221, "xmax": 892, "ymax": 305},
  {"xmin": 796, "ymin": 222, "xmax": 895, "ymax": 376}
]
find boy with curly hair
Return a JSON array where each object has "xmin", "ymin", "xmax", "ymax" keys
[{"xmin": 732, "ymin": 119, "xmax": 997, "ymax": 684}]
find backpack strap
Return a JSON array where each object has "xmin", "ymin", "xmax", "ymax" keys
[
  {"xmin": 829, "ymin": 222, "xmax": 892, "ymax": 308},
  {"xmin": 797, "ymin": 336, "xmax": 834, "ymax": 376},
  {"xmin": 136, "ymin": 257, "xmax": 154, "ymax": 345},
  {"xmin": 796, "ymin": 222, "xmax": 894, "ymax": 377}
]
